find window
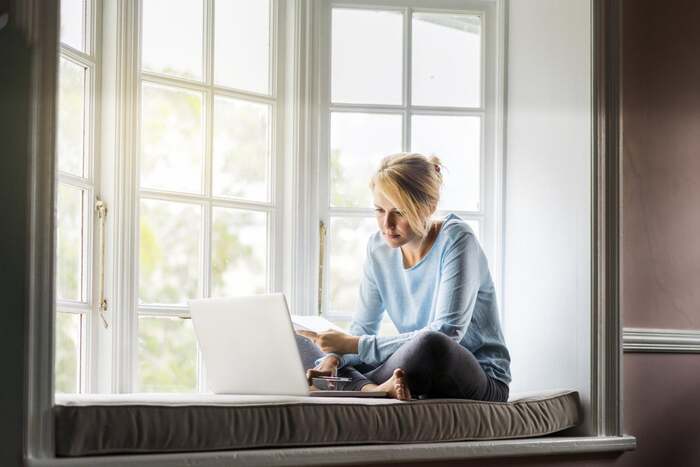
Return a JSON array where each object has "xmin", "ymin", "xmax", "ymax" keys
[
  {"xmin": 24, "ymin": 0, "xmax": 633, "ymax": 463},
  {"xmin": 55, "ymin": 0, "xmax": 99, "ymax": 394},
  {"xmin": 319, "ymin": 2, "xmax": 497, "ymax": 331},
  {"xmin": 52, "ymin": 0, "xmax": 498, "ymax": 396},
  {"xmin": 134, "ymin": 0, "xmax": 278, "ymax": 392}
]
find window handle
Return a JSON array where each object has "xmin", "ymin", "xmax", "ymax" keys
[
  {"xmin": 95, "ymin": 199, "xmax": 109, "ymax": 329},
  {"xmin": 318, "ymin": 220, "xmax": 326, "ymax": 316}
]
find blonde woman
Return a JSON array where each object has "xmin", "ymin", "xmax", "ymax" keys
[{"xmin": 297, "ymin": 153, "xmax": 511, "ymax": 401}]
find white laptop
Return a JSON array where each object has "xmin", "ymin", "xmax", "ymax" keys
[{"xmin": 188, "ymin": 293, "xmax": 387, "ymax": 398}]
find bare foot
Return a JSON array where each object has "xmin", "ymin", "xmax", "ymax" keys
[{"xmin": 375, "ymin": 368, "xmax": 412, "ymax": 401}]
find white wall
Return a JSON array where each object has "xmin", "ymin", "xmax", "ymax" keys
[{"xmin": 503, "ymin": 0, "xmax": 591, "ymax": 433}]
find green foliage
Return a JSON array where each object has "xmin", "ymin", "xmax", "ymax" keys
[
  {"xmin": 138, "ymin": 317, "xmax": 197, "ymax": 392},
  {"xmin": 55, "ymin": 313, "xmax": 79, "ymax": 393}
]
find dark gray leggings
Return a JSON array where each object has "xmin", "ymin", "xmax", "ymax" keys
[{"xmin": 295, "ymin": 330, "xmax": 509, "ymax": 402}]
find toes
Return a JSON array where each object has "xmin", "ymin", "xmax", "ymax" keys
[
  {"xmin": 396, "ymin": 384, "xmax": 409, "ymax": 401},
  {"xmin": 393, "ymin": 369, "xmax": 410, "ymax": 401}
]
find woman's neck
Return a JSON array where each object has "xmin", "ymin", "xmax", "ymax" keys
[{"xmin": 401, "ymin": 221, "xmax": 441, "ymax": 268}]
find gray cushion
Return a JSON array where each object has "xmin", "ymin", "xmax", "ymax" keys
[{"xmin": 54, "ymin": 390, "xmax": 580, "ymax": 457}]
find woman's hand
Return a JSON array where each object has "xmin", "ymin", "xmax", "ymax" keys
[
  {"xmin": 306, "ymin": 354, "xmax": 340, "ymax": 387},
  {"xmin": 296, "ymin": 330, "xmax": 360, "ymax": 354}
]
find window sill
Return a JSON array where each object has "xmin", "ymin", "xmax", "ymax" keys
[{"xmin": 28, "ymin": 435, "xmax": 636, "ymax": 467}]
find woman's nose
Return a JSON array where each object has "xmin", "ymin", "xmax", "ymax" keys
[{"xmin": 383, "ymin": 215, "xmax": 394, "ymax": 229}]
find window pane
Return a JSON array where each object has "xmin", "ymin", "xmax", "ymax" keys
[
  {"xmin": 412, "ymin": 13, "xmax": 481, "ymax": 108},
  {"xmin": 212, "ymin": 208, "xmax": 267, "ymax": 297},
  {"xmin": 141, "ymin": 83, "xmax": 204, "ymax": 194},
  {"xmin": 214, "ymin": 0, "xmax": 271, "ymax": 94},
  {"xmin": 142, "ymin": 0, "xmax": 204, "ymax": 80},
  {"xmin": 328, "ymin": 217, "xmax": 378, "ymax": 315},
  {"xmin": 60, "ymin": 0, "xmax": 86, "ymax": 52},
  {"xmin": 138, "ymin": 316, "xmax": 197, "ymax": 392},
  {"xmin": 212, "ymin": 96, "xmax": 270, "ymax": 201},
  {"xmin": 330, "ymin": 112, "xmax": 403, "ymax": 208},
  {"xmin": 139, "ymin": 199, "xmax": 201, "ymax": 305},
  {"xmin": 331, "ymin": 9, "xmax": 403, "ymax": 105},
  {"xmin": 56, "ymin": 184, "xmax": 85, "ymax": 302},
  {"xmin": 411, "ymin": 115, "xmax": 481, "ymax": 211},
  {"xmin": 55, "ymin": 312, "xmax": 81, "ymax": 393},
  {"xmin": 57, "ymin": 57, "xmax": 86, "ymax": 177}
]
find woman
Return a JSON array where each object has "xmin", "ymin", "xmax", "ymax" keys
[{"xmin": 297, "ymin": 153, "xmax": 511, "ymax": 402}]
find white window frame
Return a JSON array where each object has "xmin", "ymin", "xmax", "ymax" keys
[
  {"xmin": 95, "ymin": 0, "xmax": 285, "ymax": 393},
  {"xmin": 111, "ymin": 0, "xmax": 285, "ymax": 393},
  {"xmin": 316, "ymin": 0, "xmax": 505, "ymax": 323},
  {"xmin": 55, "ymin": 0, "xmax": 103, "ymax": 395},
  {"xmin": 22, "ymin": 0, "xmax": 636, "ymax": 465}
]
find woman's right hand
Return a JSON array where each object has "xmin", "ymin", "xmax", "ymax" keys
[{"xmin": 306, "ymin": 355, "xmax": 340, "ymax": 387}]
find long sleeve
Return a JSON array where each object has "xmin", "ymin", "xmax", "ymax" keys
[
  {"xmin": 356, "ymin": 231, "xmax": 485, "ymax": 366},
  {"xmin": 336, "ymin": 241, "xmax": 385, "ymax": 368}
]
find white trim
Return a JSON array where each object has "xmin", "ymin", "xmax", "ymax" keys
[
  {"xmin": 281, "ymin": 0, "xmax": 321, "ymax": 316},
  {"xmin": 109, "ymin": 0, "xmax": 140, "ymax": 393},
  {"xmin": 623, "ymin": 327, "xmax": 700, "ymax": 353},
  {"xmin": 28, "ymin": 436, "xmax": 636, "ymax": 467},
  {"xmin": 24, "ymin": 0, "xmax": 60, "ymax": 459}
]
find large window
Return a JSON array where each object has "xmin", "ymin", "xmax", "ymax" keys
[
  {"xmin": 319, "ymin": 3, "xmax": 495, "ymax": 328},
  {"xmin": 53, "ymin": 0, "xmax": 499, "ymax": 395},
  {"xmin": 55, "ymin": 0, "xmax": 99, "ymax": 394},
  {"xmin": 135, "ymin": 0, "xmax": 278, "ymax": 392}
]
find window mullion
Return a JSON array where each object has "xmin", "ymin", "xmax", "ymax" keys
[
  {"xmin": 57, "ymin": 172, "xmax": 94, "ymax": 190},
  {"xmin": 328, "ymin": 207, "xmax": 374, "ymax": 217},
  {"xmin": 59, "ymin": 45, "xmax": 96, "ymax": 68},
  {"xmin": 200, "ymin": 0, "xmax": 215, "ymax": 393},
  {"xmin": 56, "ymin": 301, "xmax": 92, "ymax": 313},
  {"xmin": 404, "ymin": 7, "xmax": 411, "ymax": 153},
  {"xmin": 203, "ymin": 0, "xmax": 214, "ymax": 299}
]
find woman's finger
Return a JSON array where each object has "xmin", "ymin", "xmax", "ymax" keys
[{"xmin": 296, "ymin": 330, "xmax": 318, "ymax": 341}]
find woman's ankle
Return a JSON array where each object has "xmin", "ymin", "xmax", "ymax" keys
[{"xmin": 360, "ymin": 383, "xmax": 379, "ymax": 392}]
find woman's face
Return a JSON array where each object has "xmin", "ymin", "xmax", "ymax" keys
[{"xmin": 373, "ymin": 189, "xmax": 418, "ymax": 249}]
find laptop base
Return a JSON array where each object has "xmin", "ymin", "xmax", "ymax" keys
[{"xmin": 309, "ymin": 390, "xmax": 389, "ymax": 398}]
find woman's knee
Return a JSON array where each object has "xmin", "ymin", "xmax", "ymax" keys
[{"xmin": 411, "ymin": 330, "xmax": 453, "ymax": 357}]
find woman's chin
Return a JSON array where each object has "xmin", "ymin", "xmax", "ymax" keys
[{"xmin": 383, "ymin": 235, "xmax": 404, "ymax": 247}]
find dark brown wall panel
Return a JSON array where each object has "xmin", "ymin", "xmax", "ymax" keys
[
  {"xmin": 622, "ymin": 0, "xmax": 700, "ymax": 329},
  {"xmin": 621, "ymin": 353, "xmax": 700, "ymax": 467}
]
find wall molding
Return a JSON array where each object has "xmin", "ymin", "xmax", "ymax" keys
[{"xmin": 623, "ymin": 327, "xmax": 700, "ymax": 353}]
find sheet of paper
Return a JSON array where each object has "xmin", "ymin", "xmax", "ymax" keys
[{"xmin": 290, "ymin": 315, "xmax": 348, "ymax": 334}]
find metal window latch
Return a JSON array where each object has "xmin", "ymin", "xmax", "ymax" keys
[
  {"xmin": 95, "ymin": 199, "xmax": 109, "ymax": 329},
  {"xmin": 318, "ymin": 220, "xmax": 326, "ymax": 316}
]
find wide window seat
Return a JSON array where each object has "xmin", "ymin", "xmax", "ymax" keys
[{"xmin": 54, "ymin": 390, "xmax": 580, "ymax": 457}]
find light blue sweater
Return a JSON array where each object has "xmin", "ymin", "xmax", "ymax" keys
[{"xmin": 339, "ymin": 213, "xmax": 511, "ymax": 385}]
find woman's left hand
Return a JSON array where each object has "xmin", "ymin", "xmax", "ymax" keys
[{"xmin": 297, "ymin": 330, "xmax": 360, "ymax": 354}]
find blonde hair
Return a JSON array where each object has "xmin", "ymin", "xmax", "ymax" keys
[{"xmin": 369, "ymin": 153, "xmax": 444, "ymax": 238}]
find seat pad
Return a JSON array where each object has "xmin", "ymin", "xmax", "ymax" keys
[{"xmin": 54, "ymin": 390, "xmax": 580, "ymax": 457}]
